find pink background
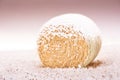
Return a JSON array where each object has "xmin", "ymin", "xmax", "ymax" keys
[{"xmin": 0, "ymin": 0, "xmax": 120, "ymax": 51}]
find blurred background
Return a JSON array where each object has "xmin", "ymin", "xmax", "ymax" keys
[{"xmin": 0, "ymin": 0, "xmax": 120, "ymax": 51}]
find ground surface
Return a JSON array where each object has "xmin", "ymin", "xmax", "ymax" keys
[{"xmin": 0, "ymin": 45, "xmax": 120, "ymax": 80}]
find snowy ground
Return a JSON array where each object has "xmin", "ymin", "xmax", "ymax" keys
[{"xmin": 0, "ymin": 44, "xmax": 120, "ymax": 80}]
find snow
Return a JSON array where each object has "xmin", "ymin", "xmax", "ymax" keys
[{"xmin": 0, "ymin": 44, "xmax": 120, "ymax": 80}]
